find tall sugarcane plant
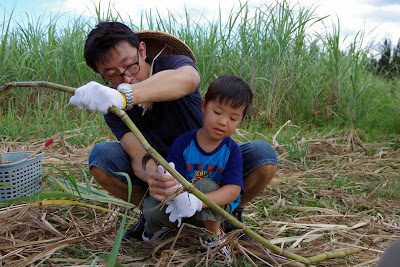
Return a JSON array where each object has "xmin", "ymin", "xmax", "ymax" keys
[{"xmin": 0, "ymin": 81, "xmax": 361, "ymax": 265}]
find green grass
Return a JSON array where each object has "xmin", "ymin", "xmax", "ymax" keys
[
  {"xmin": 63, "ymin": 244, "xmax": 93, "ymax": 259},
  {"xmin": 1, "ymin": 0, "xmax": 399, "ymax": 143}
]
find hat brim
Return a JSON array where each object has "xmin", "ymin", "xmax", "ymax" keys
[{"xmin": 135, "ymin": 30, "xmax": 196, "ymax": 63}]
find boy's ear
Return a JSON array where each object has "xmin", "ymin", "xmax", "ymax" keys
[{"xmin": 201, "ymin": 99, "xmax": 206, "ymax": 113}]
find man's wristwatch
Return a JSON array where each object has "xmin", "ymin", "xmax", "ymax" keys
[{"xmin": 117, "ymin": 83, "xmax": 134, "ymax": 110}]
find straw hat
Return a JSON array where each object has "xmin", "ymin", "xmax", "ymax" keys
[{"xmin": 134, "ymin": 30, "xmax": 196, "ymax": 63}]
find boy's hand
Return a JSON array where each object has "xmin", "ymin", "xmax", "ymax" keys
[
  {"xmin": 165, "ymin": 192, "xmax": 202, "ymax": 227},
  {"xmin": 156, "ymin": 162, "xmax": 175, "ymax": 177}
]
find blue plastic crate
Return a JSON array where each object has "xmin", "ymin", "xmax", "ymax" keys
[{"xmin": 0, "ymin": 151, "xmax": 43, "ymax": 199}]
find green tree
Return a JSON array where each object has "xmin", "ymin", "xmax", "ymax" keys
[
  {"xmin": 378, "ymin": 38, "xmax": 391, "ymax": 74},
  {"xmin": 392, "ymin": 38, "xmax": 400, "ymax": 76}
]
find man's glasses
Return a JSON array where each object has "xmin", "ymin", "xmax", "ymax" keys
[{"xmin": 104, "ymin": 52, "xmax": 140, "ymax": 86}]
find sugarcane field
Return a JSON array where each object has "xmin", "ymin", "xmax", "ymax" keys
[{"xmin": 1, "ymin": 1, "xmax": 400, "ymax": 266}]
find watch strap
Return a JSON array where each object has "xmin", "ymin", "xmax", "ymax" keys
[{"xmin": 117, "ymin": 83, "xmax": 134, "ymax": 110}]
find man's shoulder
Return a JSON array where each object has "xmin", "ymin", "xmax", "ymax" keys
[
  {"xmin": 159, "ymin": 54, "xmax": 194, "ymax": 62},
  {"xmin": 155, "ymin": 54, "xmax": 196, "ymax": 70}
]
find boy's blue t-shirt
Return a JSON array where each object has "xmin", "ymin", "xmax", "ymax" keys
[
  {"xmin": 104, "ymin": 55, "xmax": 203, "ymax": 158},
  {"xmin": 167, "ymin": 129, "xmax": 244, "ymax": 210}
]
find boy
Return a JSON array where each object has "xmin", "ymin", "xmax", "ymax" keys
[{"xmin": 142, "ymin": 75, "xmax": 253, "ymax": 261}]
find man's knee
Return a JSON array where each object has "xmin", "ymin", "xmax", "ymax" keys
[
  {"xmin": 259, "ymin": 164, "xmax": 277, "ymax": 179},
  {"xmin": 88, "ymin": 142, "xmax": 136, "ymax": 184},
  {"xmin": 243, "ymin": 164, "xmax": 277, "ymax": 192},
  {"xmin": 90, "ymin": 165, "xmax": 105, "ymax": 178},
  {"xmin": 246, "ymin": 162, "xmax": 276, "ymax": 178},
  {"xmin": 240, "ymin": 140, "xmax": 278, "ymax": 176},
  {"xmin": 90, "ymin": 165, "xmax": 115, "ymax": 185}
]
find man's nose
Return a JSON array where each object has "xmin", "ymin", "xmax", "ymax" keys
[{"xmin": 123, "ymin": 75, "xmax": 135, "ymax": 84}]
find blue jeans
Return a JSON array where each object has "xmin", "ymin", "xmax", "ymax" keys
[{"xmin": 88, "ymin": 140, "xmax": 278, "ymax": 187}]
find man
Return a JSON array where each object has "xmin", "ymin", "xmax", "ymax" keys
[{"xmin": 69, "ymin": 21, "xmax": 278, "ymax": 240}]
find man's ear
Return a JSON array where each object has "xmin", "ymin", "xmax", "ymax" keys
[{"xmin": 138, "ymin": 41, "xmax": 147, "ymax": 58}]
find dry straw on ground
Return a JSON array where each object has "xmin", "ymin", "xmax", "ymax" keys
[{"xmin": 0, "ymin": 128, "xmax": 399, "ymax": 266}]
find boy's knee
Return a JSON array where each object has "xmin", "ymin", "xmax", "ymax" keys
[
  {"xmin": 194, "ymin": 178, "xmax": 220, "ymax": 193},
  {"xmin": 143, "ymin": 197, "xmax": 164, "ymax": 220}
]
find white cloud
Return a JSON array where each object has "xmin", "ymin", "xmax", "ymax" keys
[
  {"xmin": 7, "ymin": 0, "xmax": 400, "ymax": 48},
  {"xmin": 45, "ymin": 0, "xmax": 265, "ymax": 21},
  {"xmin": 288, "ymin": 0, "xmax": 400, "ymax": 48}
]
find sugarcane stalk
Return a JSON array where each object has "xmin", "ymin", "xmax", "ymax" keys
[
  {"xmin": 0, "ymin": 81, "xmax": 76, "ymax": 94},
  {"xmin": 0, "ymin": 81, "xmax": 362, "ymax": 264}
]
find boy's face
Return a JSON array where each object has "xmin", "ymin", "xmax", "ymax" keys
[{"xmin": 201, "ymin": 99, "xmax": 245, "ymax": 141}]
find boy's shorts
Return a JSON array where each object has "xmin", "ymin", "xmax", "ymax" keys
[
  {"xmin": 88, "ymin": 140, "xmax": 278, "ymax": 186},
  {"xmin": 142, "ymin": 178, "xmax": 230, "ymax": 234}
]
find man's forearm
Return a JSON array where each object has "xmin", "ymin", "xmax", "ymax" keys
[
  {"xmin": 142, "ymin": 155, "xmax": 158, "ymax": 183},
  {"xmin": 120, "ymin": 132, "xmax": 153, "ymax": 183},
  {"xmin": 131, "ymin": 66, "xmax": 200, "ymax": 104}
]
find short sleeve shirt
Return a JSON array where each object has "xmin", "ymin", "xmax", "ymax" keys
[
  {"xmin": 166, "ymin": 129, "xmax": 244, "ymax": 206},
  {"xmin": 104, "ymin": 55, "xmax": 203, "ymax": 158}
]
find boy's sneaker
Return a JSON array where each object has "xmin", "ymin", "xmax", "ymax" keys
[
  {"xmin": 124, "ymin": 212, "xmax": 145, "ymax": 241},
  {"xmin": 204, "ymin": 231, "xmax": 233, "ymax": 264},
  {"xmin": 142, "ymin": 226, "xmax": 173, "ymax": 242},
  {"xmin": 222, "ymin": 209, "xmax": 252, "ymax": 242}
]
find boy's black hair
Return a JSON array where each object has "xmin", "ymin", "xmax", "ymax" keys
[
  {"xmin": 204, "ymin": 75, "xmax": 253, "ymax": 117},
  {"xmin": 84, "ymin": 21, "xmax": 140, "ymax": 73}
]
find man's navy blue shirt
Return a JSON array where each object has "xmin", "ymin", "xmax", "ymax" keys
[{"xmin": 104, "ymin": 54, "xmax": 204, "ymax": 158}]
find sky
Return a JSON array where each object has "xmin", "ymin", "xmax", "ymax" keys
[{"xmin": 2, "ymin": 0, "xmax": 400, "ymax": 51}]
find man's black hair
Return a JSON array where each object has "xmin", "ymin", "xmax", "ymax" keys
[
  {"xmin": 84, "ymin": 21, "xmax": 139, "ymax": 73},
  {"xmin": 204, "ymin": 75, "xmax": 253, "ymax": 117}
]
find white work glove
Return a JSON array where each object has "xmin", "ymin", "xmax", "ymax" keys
[
  {"xmin": 157, "ymin": 162, "xmax": 175, "ymax": 176},
  {"xmin": 69, "ymin": 81, "xmax": 125, "ymax": 114},
  {"xmin": 165, "ymin": 192, "xmax": 202, "ymax": 227}
]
